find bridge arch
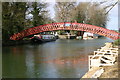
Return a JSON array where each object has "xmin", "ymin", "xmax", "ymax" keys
[{"xmin": 10, "ymin": 22, "xmax": 120, "ymax": 40}]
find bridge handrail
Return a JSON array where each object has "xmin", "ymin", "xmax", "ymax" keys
[{"xmin": 10, "ymin": 22, "xmax": 120, "ymax": 40}]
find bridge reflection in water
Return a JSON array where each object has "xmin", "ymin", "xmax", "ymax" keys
[{"xmin": 3, "ymin": 37, "xmax": 113, "ymax": 78}]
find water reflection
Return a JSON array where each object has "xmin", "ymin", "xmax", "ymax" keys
[
  {"xmin": 3, "ymin": 37, "xmax": 114, "ymax": 78},
  {"xmin": 25, "ymin": 50, "xmax": 35, "ymax": 78}
]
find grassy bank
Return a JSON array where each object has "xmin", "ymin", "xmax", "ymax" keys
[{"xmin": 113, "ymin": 39, "xmax": 120, "ymax": 46}]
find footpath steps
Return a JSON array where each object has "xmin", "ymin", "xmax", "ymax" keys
[{"xmin": 81, "ymin": 42, "xmax": 118, "ymax": 79}]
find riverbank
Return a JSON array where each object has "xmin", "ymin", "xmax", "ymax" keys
[
  {"xmin": 99, "ymin": 46, "xmax": 120, "ymax": 79},
  {"xmin": 2, "ymin": 40, "xmax": 31, "ymax": 46},
  {"xmin": 81, "ymin": 42, "xmax": 119, "ymax": 79},
  {"xmin": 2, "ymin": 39, "xmax": 57, "ymax": 46},
  {"xmin": 99, "ymin": 43, "xmax": 120, "ymax": 78},
  {"xmin": 3, "ymin": 35, "xmax": 58, "ymax": 46},
  {"xmin": 99, "ymin": 62, "xmax": 118, "ymax": 78}
]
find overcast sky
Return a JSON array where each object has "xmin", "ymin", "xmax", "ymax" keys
[
  {"xmin": 107, "ymin": 3, "xmax": 118, "ymax": 30},
  {"xmin": 45, "ymin": 0, "xmax": 118, "ymax": 30}
]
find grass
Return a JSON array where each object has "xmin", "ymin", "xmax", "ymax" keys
[{"xmin": 113, "ymin": 39, "xmax": 120, "ymax": 46}]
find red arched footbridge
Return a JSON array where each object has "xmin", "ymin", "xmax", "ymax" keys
[{"xmin": 10, "ymin": 22, "xmax": 120, "ymax": 40}]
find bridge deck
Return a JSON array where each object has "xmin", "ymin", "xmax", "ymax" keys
[{"xmin": 10, "ymin": 22, "xmax": 120, "ymax": 40}]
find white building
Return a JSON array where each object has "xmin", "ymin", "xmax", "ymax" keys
[{"xmin": 83, "ymin": 32, "xmax": 99, "ymax": 39}]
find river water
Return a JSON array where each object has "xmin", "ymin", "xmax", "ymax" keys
[{"xmin": 2, "ymin": 37, "xmax": 113, "ymax": 78}]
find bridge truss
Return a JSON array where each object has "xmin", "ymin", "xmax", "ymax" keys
[{"xmin": 10, "ymin": 22, "xmax": 120, "ymax": 40}]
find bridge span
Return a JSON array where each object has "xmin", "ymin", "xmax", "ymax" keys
[{"xmin": 10, "ymin": 22, "xmax": 120, "ymax": 40}]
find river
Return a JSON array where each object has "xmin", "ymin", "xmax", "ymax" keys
[{"xmin": 2, "ymin": 37, "xmax": 113, "ymax": 78}]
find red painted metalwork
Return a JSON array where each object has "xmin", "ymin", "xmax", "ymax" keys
[{"xmin": 10, "ymin": 22, "xmax": 120, "ymax": 40}]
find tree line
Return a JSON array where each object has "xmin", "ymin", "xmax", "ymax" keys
[
  {"xmin": 55, "ymin": 2, "xmax": 108, "ymax": 27},
  {"xmin": 2, "ymin": 1, "xmax": 112, "ymax": 41},
  {"xmin": 54, "ymin": 1, "xmax": 109, "ymax": 34},
  {"xmin": 2, "ymin": 2, "xmax": 53, "ymax": 41}
]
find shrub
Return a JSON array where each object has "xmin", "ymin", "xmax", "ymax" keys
[
  {"xmin": 113, "ymin": 39, "xmax": 120, "ymax": 46},
  {"xmin": 23, "ymin": 38, "xmax": 31, "ymax": 40}
]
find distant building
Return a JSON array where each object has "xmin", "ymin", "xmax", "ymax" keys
[{"xmin": 83, "ymin": 32, "xmax": 98, "ymax": 39}]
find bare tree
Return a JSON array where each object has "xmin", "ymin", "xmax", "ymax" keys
[
  {"xmin": 70, "ymin": 2, "xmax": 108, "ymax": 28},
  {"xmin": 54, "ymin": 1, "xmax": 76, "ymax": 22}
]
